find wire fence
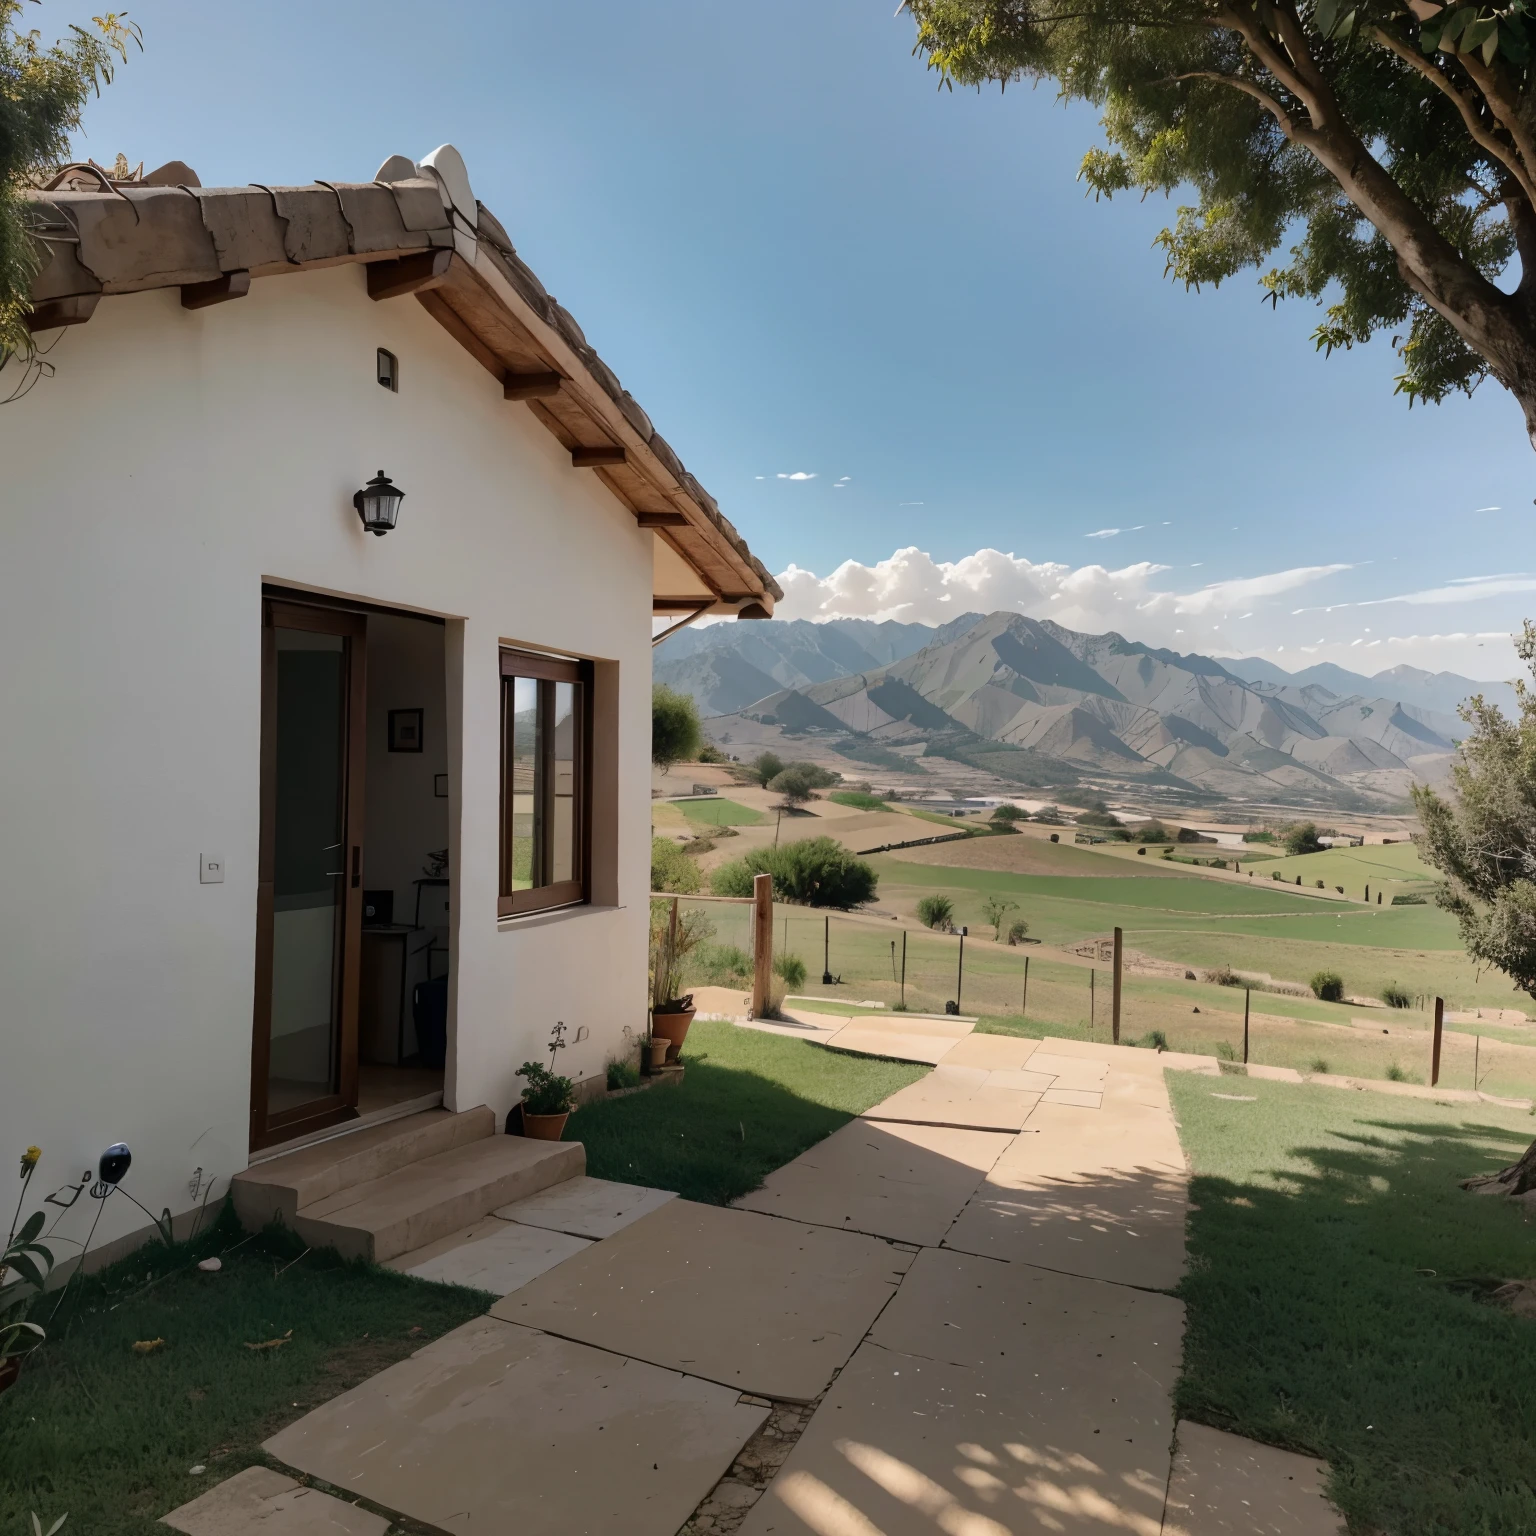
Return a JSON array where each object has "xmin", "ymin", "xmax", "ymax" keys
[{"xmin": 664, "ymin": 902, "xmax": 1536, "ymax": 1103}]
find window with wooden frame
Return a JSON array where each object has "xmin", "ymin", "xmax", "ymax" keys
[{"xmin": 499, "ymin": 649, "xmax": 591, "ymax": 917}]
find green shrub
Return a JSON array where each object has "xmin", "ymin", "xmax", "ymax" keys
[
  {"xmin": 916, "ymin": 894, "xmax": 955, "ymax": 931},
  {"xmin": 691, "ymin": 943, "xmax": 752, "ymax": 985},
  {"xmin": 774, "ymin": 952, "xmax": 808, "ymax": 989},
  {"xmin": 1215, "ymin": 1040, "xmax": 1238, "ymax": 1061},
  {"xmin": 651, "ymin": 836, "xmax": 701, "ymax": 894},
  {"xmin": 1242, "ymin": 829, "xmax": 1275, "ymax": 843},
  {"xmin": 1204, "ymin": 965, "xmax": 1243, "ymax": 987},
  {"xmin": 1391, "ymin": 891, "xmax": 1427, "ymax": 905},
  {"xmin": 1316, "ymin": 879, "xmax": 1326, "ymax": 889},
  {"xmin": 1381, "ymin": 982, "xmax": 1412, "ymax": 1009},
  {"xmin": 696, "ymin": 741, "xmax": 728, "ymax": 764},
  {"xmin": 652, "ymin": 684, "xmax": 702, "ymax": 769},
  {"xmin": 1136, "ymin": 820, "xmax": 1174, "ymax": 842},
  {"xmin": 990, "ymin": 803, "xmax": 1028, "ymax": 826},
  {"xmin": 1076, "ymin": 808, "xmax": 1124, "ymax": 828},
  {"xmin": 1006, "ymin": 918, "xmax": 1030, "ymax": 945},
  {"xmin": 606, "ymin": 1057, "xmax": 641, "ymax": 1091},
  {"xmin": 1311, "ymin": 971, "xmax": 1345, "ymax": 1003},
  {"xmin": 710, "ymin": 837, "xmax": 877, "ymax": 908},
  {"xmin": 1136, "ymin": 1029, "xmax": 1170, "ymax": 1051},
  {"xmin": 1308, "ymin": 1056, "xmax": 1330, "ymax": 1074},
  {"xmin": 1385, "ymin": 1061, "xmax": 1421, "ymax": 1084},
  {"xmin": 1283, "ymin": 820, "xmax": 1324, "ymax": 855},
  {"xmin": 829, "ymin": 789, "xmax": 886, "ymax": 811}
]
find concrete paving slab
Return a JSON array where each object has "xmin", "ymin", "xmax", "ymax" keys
[
  {"xmin": 946, "ymin": 1115, "xmax": 1189, "ymax": 1289},
  {"xmin": 1165, "ymin": 1421, "xmax": 1344, "ymax": 1535},
  {"xmin": 264, "ymin": 1319, "xmax": 767, "ymax": 1536},
  {"xmin": 385, "ymin": 1214, "xmax": 590, "ymax": 1295},
  {"xmin": 863, "ymin": 1065, "xmax": 1041, "ymax": 1132},
  {"xmin": 492, "ymin": 1199, "xmax": 912, "ymax": 1402},
  {"xmin": 1041, "ymin": 1087, "xmax": 1104, "ymax": 1108},
  {"xmin": 738, "ymin": 1012, "xmax": 845, "ymax": 1043},
  {"xmin": 161, "ymin": 1466, "xmax": 389, "ymax": 1534},
  {"xmin": 496, "ymin": 1175, "xmax": 677, "ymax": 1239},
  {"xmin": 1027, "ymin": 1052, "xmax": 1110, "ymax": 1091},
  {"xmin": 740, "ymin": 1249, "xmax": 1182, "ymax": 1536},
  {"xmin": 733, "ymin": 1120, "xmax": 1012, "ymax": 1246},
  {"xmin": 939, "ymin": 1033, "xmax": 1042, "ymax": 1070},
  {"xmin": 825, "ymin": 1013, "xmax": 975, "ymax": 1064}
]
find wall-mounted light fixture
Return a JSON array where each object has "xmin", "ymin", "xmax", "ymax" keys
[{"xmin": 353, "ymin": 470, "xmax": 404, "ymax": 536}]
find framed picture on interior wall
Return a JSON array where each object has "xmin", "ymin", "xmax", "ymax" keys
[
  {"xmin": 388, "ymin": 708, "xmax": 424, "ymax": 753},
  {"xmin": 434, "ymin": 773, "xmax": 448, "ymax": 798}
]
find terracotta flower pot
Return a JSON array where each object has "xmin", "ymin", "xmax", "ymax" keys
[
  {"xmin": 651, "ymin": 1007, "xmax": 695, "ymax": 1062},
  {"xmin": 522, "ymin": 1110, "xmax": 570, "ymax": 1141},
  {"xmin": 646, "ymin": 1037, "xmax": 671, "ymax": 1071}
]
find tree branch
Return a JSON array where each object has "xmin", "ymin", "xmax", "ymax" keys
[
  {"xmin": 1368, "ymin": 26, "xmax": 1536, "ymax": 212},
  {"xmin": 1167, "ymin": 70, "xmax": 1296, "ymax": 130},
  {"xmin": 1459, "ymin": 53, "xmax": 1536, "ymax": 185}
]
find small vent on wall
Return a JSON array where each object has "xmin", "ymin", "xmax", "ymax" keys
[{"xmin": 377, "ymin": 348, "xmax": 398, "ymax": 392}]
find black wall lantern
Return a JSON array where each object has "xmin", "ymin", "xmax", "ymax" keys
[{"xmin": 353, "ymin": 470, "xmax": 404, "ymax": 535}]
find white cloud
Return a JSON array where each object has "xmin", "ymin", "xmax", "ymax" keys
[
  {"xmin": 1476, "ymin": 506, "xmax": 1502, "ymax": 512},
  {"xmin": 1085, "ymin": 527, "xmax": 1127, "ymax": 539},
  {"xmin": 777, "ymin": 471, "xmax": 817, "ymax": 481}
]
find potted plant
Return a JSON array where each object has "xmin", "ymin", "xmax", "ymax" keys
[
  {"xmin": 517, "ymin": 1059, "xmax": 576, "ymax": 1140},
  {"xmin": 644, "ymin": 1035, "xmax": 671, "ymax": 1072},
  {"xmin": 649, "ymin": 898, "xmax": 711, "ymax": 1061}
]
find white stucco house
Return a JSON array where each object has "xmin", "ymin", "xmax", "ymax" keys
[{"xmin": 0, "ymin": 145, "xmax": 777, "ymax": 1264}]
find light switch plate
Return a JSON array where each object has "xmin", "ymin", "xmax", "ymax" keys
[{"xmin": 200, "ymin": 854, "xmax": 225, "ymax": 884}]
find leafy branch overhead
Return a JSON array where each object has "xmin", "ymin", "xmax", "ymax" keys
[
  {"xmin": 0, "ymin": 2, "xmax": 140, "ymax": 362},
  {"xmin": 906, "ymin": 0, "xmax": 1536, "ymax": 447}
]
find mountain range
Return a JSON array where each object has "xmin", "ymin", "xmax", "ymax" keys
[{"xmin": 656, "ymin": 612, "xmax": 1517, "ymax": 807}]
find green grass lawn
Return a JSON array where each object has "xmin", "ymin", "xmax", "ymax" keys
[
  {"xmin": 1169, "ymin": 1073, "xmax": 1536, "ymax": 1534},
  {"xmin": 827, "ymin": 790, "xmax": 888, "ymax": 811},
  {"xmin": 0, "ymin": 1210, "xmax": 488, "ymax": 1535},
  {"xmin": 1255, "ymin": 840, "xmax": 1437, "ymax": 894},
  {"xmin": 676, "ymin": 797, "xmax": 766, "ymax": 828},
  {"xmin": 568, "ymin": 1018, "xmax": 925, "ymax": 1203}
]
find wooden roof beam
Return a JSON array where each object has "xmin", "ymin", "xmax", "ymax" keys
[
  {"xmin": 368, "ymin": 248, "xmax": 451, "ymax": 301},
  {"xmin": 572, "ymin": 446, "xmax": 626, "ymax": 468},
  {"xmin": 503, "ymin": 370, "xmax": 562, "ymax": 401}
]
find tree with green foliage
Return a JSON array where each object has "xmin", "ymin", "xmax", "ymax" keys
[
  {"xmin": 710, "ymin": 837, "xmax": 877, "ymax": 908},
  {"xmin": 652, "ymin": 684, "xmax": 702, "ymax": 771},
  {"xmin": 989, "ymin": 803, "xmax": 1028, "ymax": 829},
  {"xmin": 982, "ymin": 893, "xmax": 1019, "ymax": 940},
  {"xmin": 1, "ymin": 3, "xmax": 138, "ymax": 362},
  {"xmin": 917, "ymin": 893, "xmax": 956, "ymax": 931},
  {"xmin": 906, "ymin": 0, "xmax": 1536, "ymax": 452},
  {"xmin": 1284, "ymin": 821, "xmax": 1326, "ymax": 855},
  {"xmin": 1416, "ymin": 638, "xmax": 1536, "ymax": 1198},
  {"xmin": 650, "ymin": 835, "xmax": 701, "ymax": 894},
  {"xmin": 750, "ymin": 750, "xmax": 785, "ymax": 787},
  {"xmin": 769, "ymin": 765, "xmax": 819, "ymax": 807},
  {"xmin": 1310, "ymin": 969, "xmax": 1345, "ymax": 1001}
]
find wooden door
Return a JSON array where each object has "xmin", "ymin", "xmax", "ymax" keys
[{"xmin": 250, "ymin": 598, "xmax": 367, "ymax": 1150}]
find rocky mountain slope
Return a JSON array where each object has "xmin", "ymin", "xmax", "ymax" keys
[{"xmin": 657, "ymin": 612, "xmax": 1489, "ymax": 807}]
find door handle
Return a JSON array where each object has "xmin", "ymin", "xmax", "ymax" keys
[{"xmin": 352, "ymin": 846, "xmax": 361, "ymax": 889}]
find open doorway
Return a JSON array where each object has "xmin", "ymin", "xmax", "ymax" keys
[{"xmin": 250, "ymin": 593, "xmax": 449, "ymax": 1152}]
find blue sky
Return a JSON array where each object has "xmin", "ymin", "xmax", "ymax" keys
[{"xmin": 71, "ymin": 0, "xmax": 1532, "ymax": 677}]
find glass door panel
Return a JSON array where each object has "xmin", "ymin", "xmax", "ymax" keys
[{"xmin": 252, "ymin": 600, "xmax": 366, "ymax": 1149}]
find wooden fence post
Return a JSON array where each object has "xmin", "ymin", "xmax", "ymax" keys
[
  {"xmin": 1090, "ymin": 969, "xmax": 1095, "ymax": 1034},
  {"xmin": 1112, "ymin": 927, "xmax": 1123, "ymax": 1045},
  {"xmin": 751, "ymin": 873, "xmax": 774, "ymax": 1020},
  {"xmin": 1022, "ymin": 955, "xmax": 1030, "ymax": 1019},
  {"xmin": 1243, "ymin": 987, "xmax": 1251, "ymax": 1064},
  {"xmin": 1431, "ymin": 996, "xmax": 1444, "ymax": 1087}
]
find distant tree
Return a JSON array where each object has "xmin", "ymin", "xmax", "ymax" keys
[
  {"xmin": 982, "ymin": 894, "xmax": 1019, "ymax": 941},
  {"xmin": 652, "ymin": 685, "xmax": 702, "ymax": 771},
  {"xmin": 1283, "ymin": 821, "xmax": 1325, "ymax": 856},
  {"xmin": 1136, "ymin": 820, "xmax": 1174, "ymax": 843},
  {"xmin": 751, "ymin": 751, "xmax": 785, "ymax": 787},
  {"xmin": 650, "ymin": 836, "xmax": 700, "ymax": 895},
  {"xmin": 989, "ymin": 804, "xmax": 1028, "ymax": 829},
  {"xmin": 696, "ymin": 741, "xmax": 728, "ymax": 764},
  {"xmin": 1076, "ymin": 809, "xmax": 1124, "ymax": 829},
  {"xmin": 710, "ymin": 837, "xmax": 877, "ymax": 908},
  {"xmin": 917, "ymin": 894, "xmax": 955, "ymax": 931},
  {"xmin": 907, "ymin": 0, "xmax": 1536, "ymax": 455},
  {"xmin": 769, "ymin": 765, "xmax": 818, "ymax": 807},
  {"xmin": 1, "ymin": 4, "xmax": 139, "ymax": 363}
]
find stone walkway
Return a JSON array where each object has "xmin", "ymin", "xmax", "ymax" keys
[{"xmin": 164, "ymin": 1024, "xmax": 1344, "ymax": 1535}]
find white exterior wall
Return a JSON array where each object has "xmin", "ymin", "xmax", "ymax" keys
[{"xmin": 0, "ymin": 265, "xmax": 653, "ymax": 1253}]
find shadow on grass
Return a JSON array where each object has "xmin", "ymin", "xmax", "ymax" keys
[
  {"xmin": 568, "ymin": 1019, "xmax": 926, "ymax": 1205},
  {"xmin": 0, "ymin": 1206, "xmax": 489, "ymax": 1535},
  {"xmin": 1175, "ymin": 1095, "xmax": 1536, "ymax": 1535}
]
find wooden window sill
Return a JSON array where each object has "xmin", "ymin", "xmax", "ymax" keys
[{"xmin": 497, "ymin": 902, "xmax": 624, "ymax": 932}]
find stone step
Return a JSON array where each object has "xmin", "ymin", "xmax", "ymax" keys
[
  {"xmin": 294, "ymin": 1134, "xmax": 586, "ymax": 1263},
  {"xmin": 232, "ymin": 1106, "xmax": 495, "ymax": 1230}
]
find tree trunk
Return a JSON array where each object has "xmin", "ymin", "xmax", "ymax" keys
[{"xmin": 1464, "ymin": 1135, "xmax": 1536, "ymax": 1197}]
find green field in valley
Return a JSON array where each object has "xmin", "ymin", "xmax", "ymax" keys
[
  {"xmin": 672, "ymin": 797, "xmax": 765, "ymax": 828},
  {"xmin": 1243, "ymin": 839, "xmax": 1437, "ymax": 893}
]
